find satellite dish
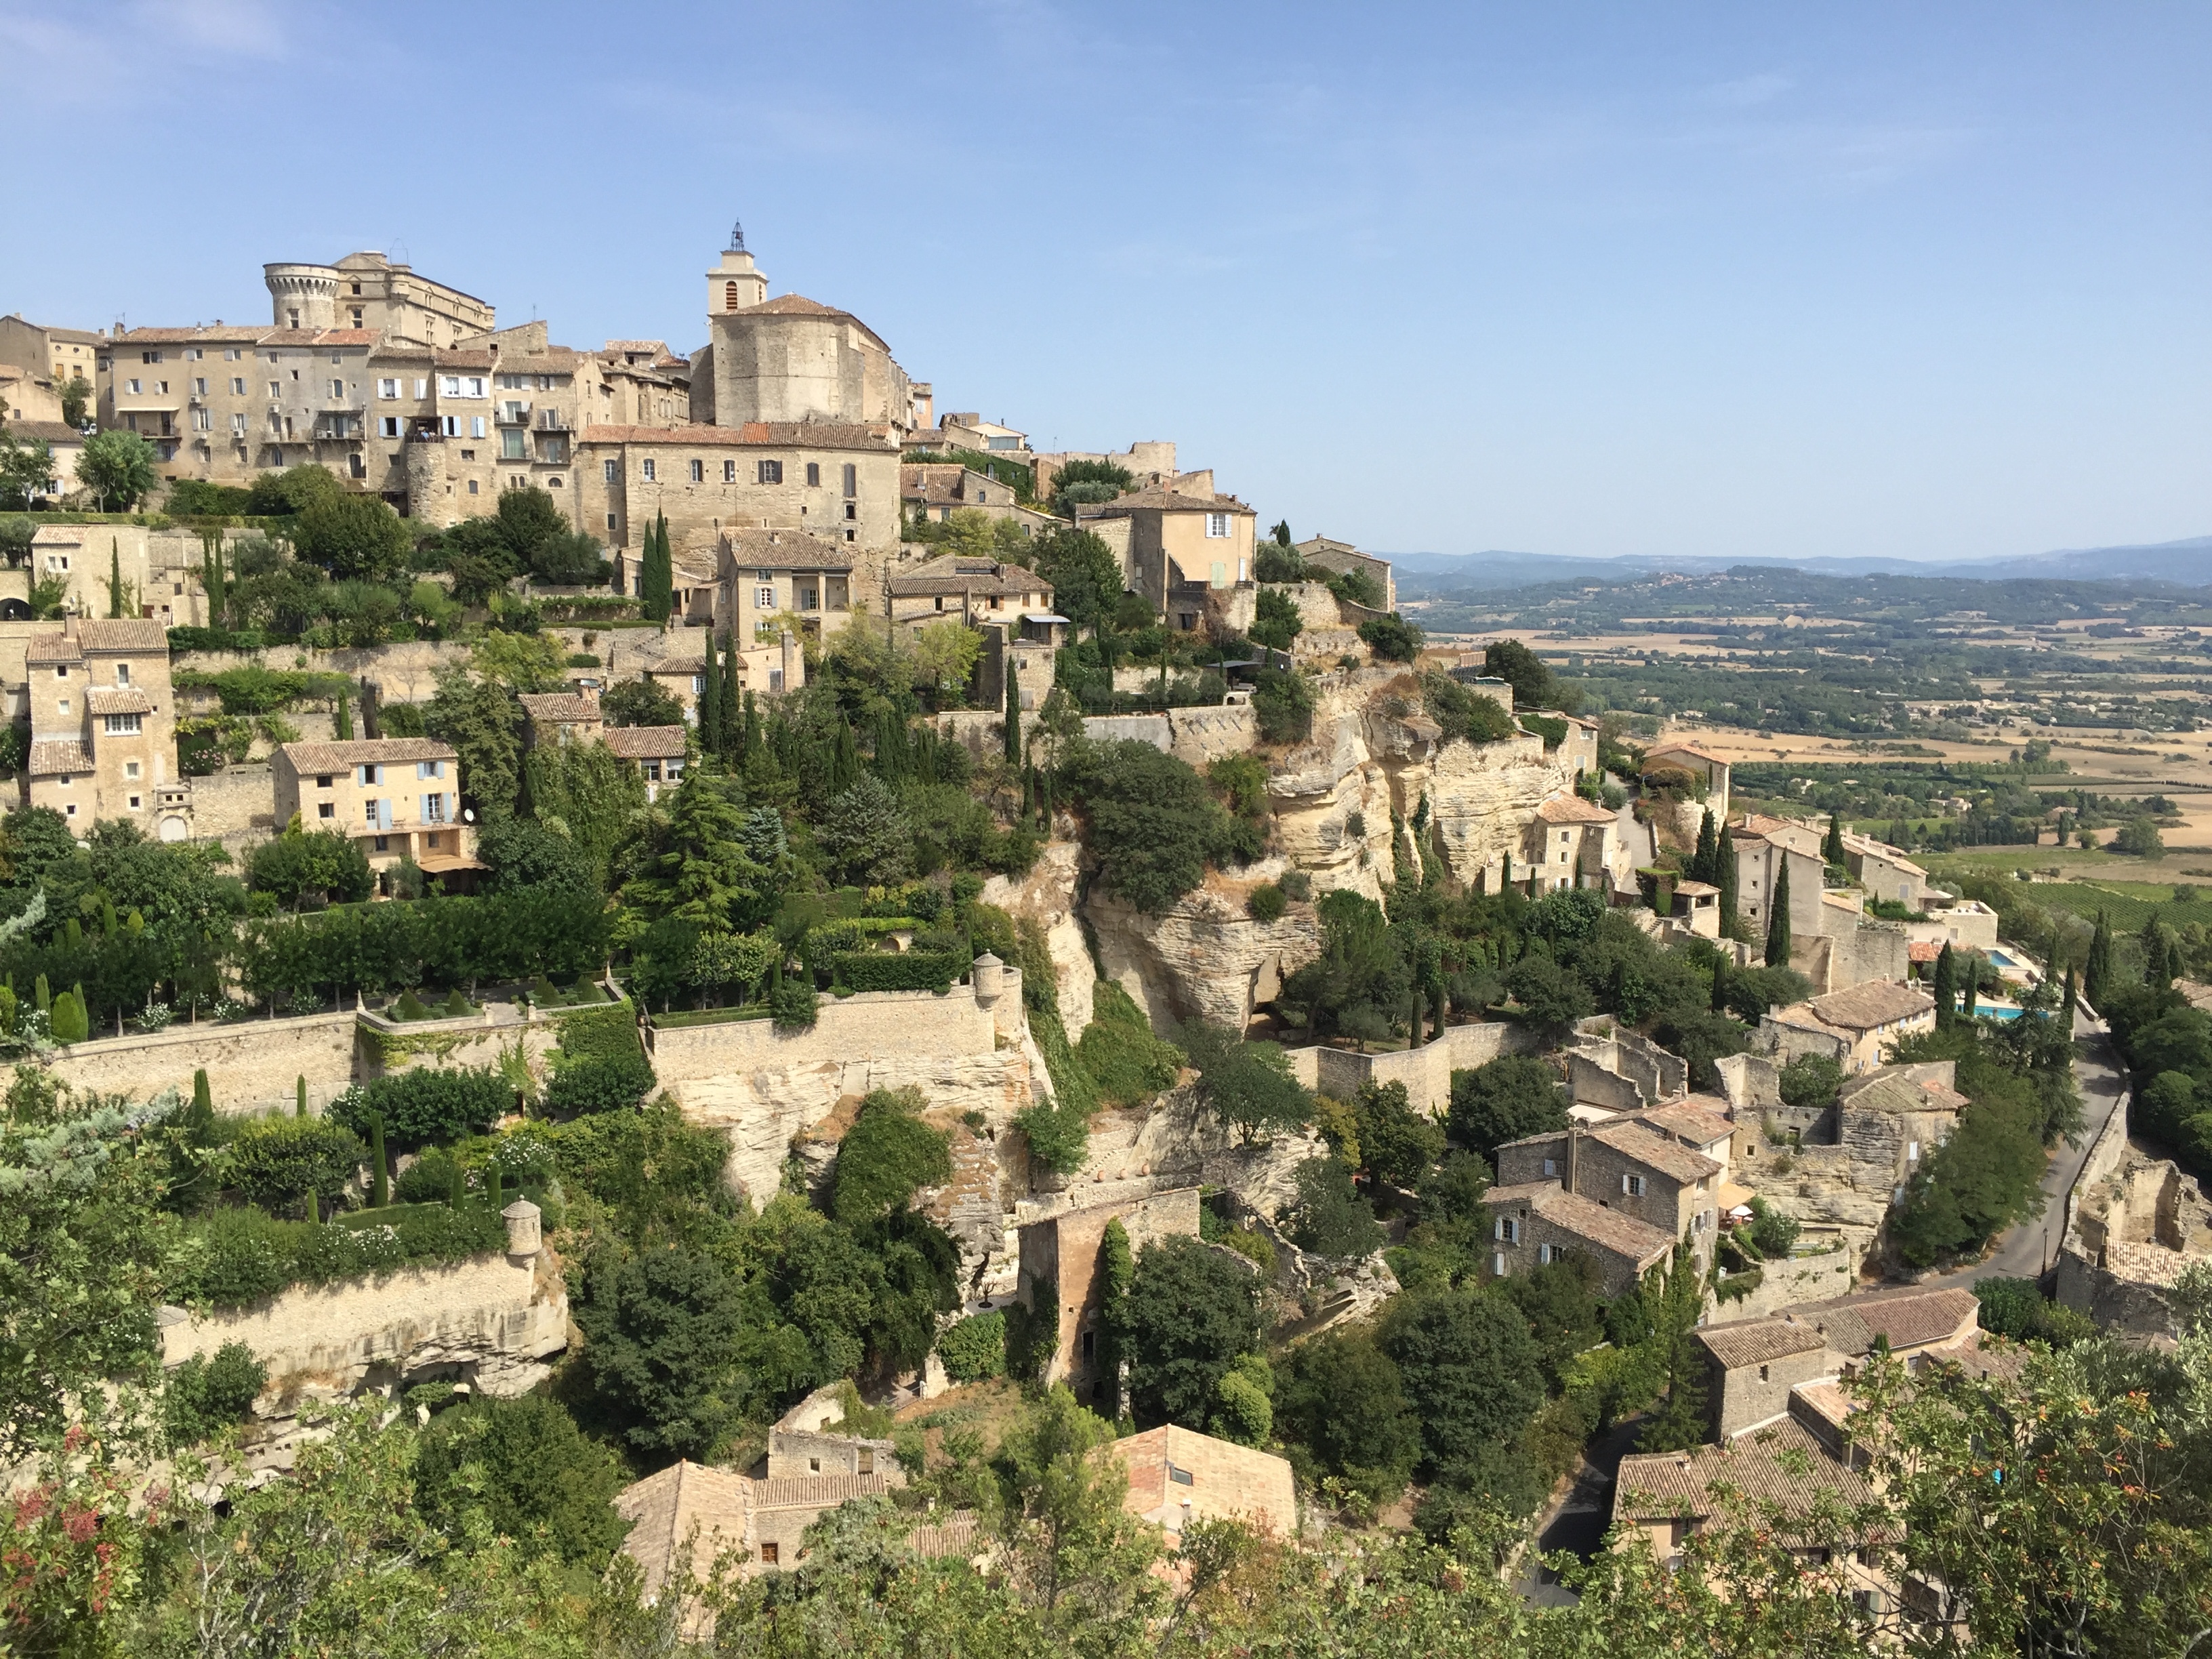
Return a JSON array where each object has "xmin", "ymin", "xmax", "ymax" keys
[{"xmin": 463, "ymin": 808, "xmax": 475, "ymax": 823}]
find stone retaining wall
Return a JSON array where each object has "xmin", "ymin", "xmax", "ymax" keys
[
  {"xmin": 1289, "ymin": 1019, "xmax": 1540, "ymax": 1115},
  {"xmin": 49, "ymin": 1009, "xmax": 359, "ymax": 1116}
]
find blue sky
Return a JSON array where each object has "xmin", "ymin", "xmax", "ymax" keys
[{"xmin": 3, "ymin": 1, "xmax": 2205, "ymax": 564}]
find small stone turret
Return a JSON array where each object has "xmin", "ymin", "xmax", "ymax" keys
[
  {"xmin": 971, "ymin": 951, "xmax": 1005, "ymax": 1006},
  {"xmin": 501, "ymin": 1198, "xmax": 542, "ymax": 1258}
]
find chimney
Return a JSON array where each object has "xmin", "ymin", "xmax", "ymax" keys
[{"xmin": 1565, "ymin": 1120, "xmax": 1581, "ymax": 1195}]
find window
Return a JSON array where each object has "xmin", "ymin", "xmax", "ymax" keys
[
  {"xmin": 1542, "ymin": 1158, "xmax": 1557, "ymax": 1177},
  {"xmin": 127, "ymin": 795, "xmax": 141, "ymax": 810},
  {"xmin": 192, "ymin": 377, "xmax": 207, "ymax": 395},
  {"xmin": 501, "ymin": 430, "xmax": 527, "ymax": 460},
  {"xmin": 1759, "ymin": 1364, "xmax": 1771, "ymax": 1383},
  {"xmin": 422, "ymin": 793, "xmax": 447, "ymax": 823},
  {"xmin": 842, "ymin": 463, "xmax": 857, "ymax": 497},
  {"xmin": 1492, "ymin": 1252, "xmax": 1505, "ymax": 1276},
  {"xmin": 548, "ymin": 476, "xmax": 562, "ymax": 488},
  {"xmin": 689, "ymin": 459, "xmax": 703, "ymax": 483},
  {"xmin": 691, "ymin": 675, "xmax": 705, "ymax": 694},
  {"xmin": 468, "ymin": 480, "xmax": 478, "ymax": 494},
  {"xmin": 381, "ymin": 417, "xmax": 400, "ymax": 437},
  {"xmin": 601, "ymin": 458, "xmax": 619, "ymax": 483},
  {"xmin": 414, "ymin": 378, "xmax": 428, "ymax": 398},
  {"xmin": 126, "ymin": 378, "xmax": 142, "ymax": 394},
  {"xmin": 470, "ymin": 417, "xmax": 486, "ymax": 439},
  {"xmin": 359, "ymin": 763, "xmax": 381, "ymax": 785},
  {"xmin": 104, "ymin": 714, "xmax": 142, "ymax": 735},
  {"xmin": 416, "ymin": 760, "xmax": 445, "ymax": 779},
  {"xmin": 141, "ymin": 350, "xmax": 161, "ymax": 364},
  {"xmin": 317, "ymin": 802, "xmax": 334, "ymax": 819},
  {"xmin": 1206, "ymin": 512, "xmax": 1230, "ymax": 537},
  {"xmin": 123, "ymin": 760, "xmax": 140, "ymax": 778},
  {"xmin": 373, "ymin": 835, "xmax": 389, "ymax": 853},
  {"xmin": 758, "ymin": 1543, "xmax": 778, "ymax": 1566},
  {"xmin": 805, "ymin": 462, "xmax": 820, "ymax": 487},
  {"xmin": 231, "ymin": 377, "xmax": 246, "ymax": 395},
  {"xmin": 379, "ymin": 378, "xmax": 398, "ymax": 398},
  {"xmin": 643, "ymin": 760, "xmax": 662, "ymax": 782},
  {"xmin": 192, "ymin": 409, "xmax": 211, "ymax": 430},
  {"xmin": 1622, "ymin": 1174, "xmax": 1645, "ymax": 1197},
  {"xmin": 270, "ymin": 381, "xmax": 282, "ymax": 398},
  {"xmin": 224, "ymin": 348, "xmax": 241, "ymax": 362},
  {"xmin": 329, "ymin": 379, "xmax": 344, "ymax": 398},
  {"xmin": 1494, "ymin": 1216, "xmax": 1519, "ymax": 1244},
  {"xmin": 186, "ymin": 348, "xmax": 203, "ymax": 361},
  {"xmin": 115, "ymin": 663, "xmax": 129, "ymax": 685},
  {"xmin": 844, "ymin": 501, "xmax": 857, "ymax": 520},
  {"xmin": 757, "ymin": 459, "xmax": 782, "ymax": 485},
  {"xmin": 756, "ymin": 586, "xmax": 775, "ymax": 609}
]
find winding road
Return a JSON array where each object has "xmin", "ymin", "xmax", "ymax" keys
[{"xmin": 1942, "ymin": 1008, "xmax": 2127, "ymax": 1286}]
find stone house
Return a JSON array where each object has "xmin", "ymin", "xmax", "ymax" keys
[
  {"xmin": 1088, "ymin": 487, "xmax": 1256, "ymax": 621},
  {"xmin": 1028, "ymin": 439, "xmax": 1181, "ymax": 502},
  {"xmin": 1732, "ymin": 814, "xmax": 1826, "ymax": 940},
  {"xmin": 1643, "ymin": 740, "xmax": 1732, "ymax": 823},
  {"xmin": 0, "ymin": 360, "xmax": 62, "ymax": 424},
  {"xmin": 0, "ymin": 314, "xmax": 100, "ymax": 411},
  {"xmin": 639, "ymin": 631, "xmax": 806, "ymax": 716},
  {"xmin": 578, "ymin": 421, "xmax": 899, "ymax": 560},
  {"xmin": 931, "ymin": 411, "xmax": 1028, "ymax": 453},
  {"xmin": 1633, "ymin": 1098, "xmax": 1740, "ymax": 1170},
  {"xmin": 1524, "ymin": 792, "xmax": 1620, "ymax": 894},
  {"xmin": 605, "ymin": 726, "xmax": 690, "ymax": 801},
  {"xmin": 597, "ymin": 339, "xmax": 695, "ymax": 428},
  {"xmin": 262, "ymin": 249, "xmax": 493, "ymax": 346},
  {"xmin": 1904, "ymin": 899, "xmax": 1999, "ymax": 952},
  {"xmin": 22, "ymin": 618, "xmax": 177, "ymax": 834},
  {"xmin": 1762, "ymin": 983, "xmax": 1937, "ymax": 1076},
  {"xmin": 1015, "ymin": 1188, "xmax": 1203, "ymax": 1405},
  {"xmin": 270, "ymin": 736, "xmax": 474, "ymax": 878},
  {"xmin": 614, "ymin": 1460, "xmax": 901, "ymax": 1589},
  {"xmin": 1841, "ymin": 830, "xmax": 1945, "ymax": 911},
  {"xmin": 888, "ymin": 554, "xmax": 1056, "ymax": 635},
  {"xmin": 1497, "ymin": 1118, "xmax": 1727, "ymax": 1260},
  {"xmin": 0, "ymin": 421, "xmax": 85, "ymax": 507},
  {"xmin": 899, "ymin": 464, "xmax": 1058, "ymax": 534},
  {"xmin": 1110, "ymin": 1425, "xmax": 1298, "ymax": 1540},
  {"xmin": 1291, "ymin": 535, "xmax": 1395, "ymax": 612},
  {"xmin": 693, "ymin": 235, "xmax": 922, "ymax": 434},
  {"xmin": 518, "ymin": 689, "xmax": 603, "ymax": 748},
  {"xmin": 1477, "ymin": 1180, "xmax": 1675, "ymax": 1296}
]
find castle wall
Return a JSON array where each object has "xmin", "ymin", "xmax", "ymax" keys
[{"xmin": 49, "ymin": 1008, "xmax": 359, "ymax": 1115}]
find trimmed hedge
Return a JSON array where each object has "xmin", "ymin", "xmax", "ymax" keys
[
  {"xmin": 546, "ymin": 1052, "xmax": 656, "ymax": 1115},
  {"xmin": 832, "ymin": 949, "xmax": 966, "ymax": 994},
  {"xmin": 169, "ymin": 1202, "xmax": 506, "ymax": 1309},
  {"xmin": 330, "ymin": 1067, "xmax": 511, "ymax": 1151}
]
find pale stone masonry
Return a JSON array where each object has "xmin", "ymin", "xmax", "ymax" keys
[
  {"xmin": 580, "ymin": 423, "xmax": 899, "ymax": 558},
  {"xmin": 270, "ymin": 736, "xmax": 473, "ymax": 876},
  {"xmin": 1089, "ymin": 486, "xmax": 1257, "ymax": 621},
  {"xmin": 1017, "ymin": 1188, "xmax": 1204, "ymax": 1404},
  {"xmin": 22, "ymin": 619, "xmax": 176, "ymax": 833},
  {"xmin": 1111, "ymin": 1425, "xmax": 1298, "ymax": 1540},
  {"xmin": 695, "ymin": 234, "xmax": 922, "ymax": 432},
  {"xmin": 1762, "ymin": 982, "xmax": 1937, "ymax": 1076}
]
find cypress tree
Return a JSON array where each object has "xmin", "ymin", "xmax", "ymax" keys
[
  {"xmin": 2085, "ymin": 911, "xmax": 2113, "ymax": 1011},
  {"xmin": 1823, "ymin": 813, "xmax": 1846, "ymax": 865},
  {"xmin": 1039, "ymin": 767, "xmax": 1053, "ymax": 831},
  {"xmin": 1711, "ymin": 956, "xmax": 1729, "ymax": 1015},
  {"xmin": 1932, "ymin": 943, "xmax": 1956, "ymax": 1029},
  {"xmin": 191, "ymin": 1068, "xmax": 213, "ymax": 1119},
  {"xmin": 108, "ymin": 539, "xmax": 123, "ymax": 619},
  {"xmin": 1765, "ymin": 862, "xmax": 1793, "ymax": 967},
  {"xmin": 296, "ymin": 1074, "xmax": 308, "ymax": 1117},
  {"xmin": 1021, "ymin": 760, "xmax": 1035, "ymax": 819},
  {"xmin": 2062, "ymin": 964, "xmax": 2078, "ymax": 1029},
  {"xmin": 640, "ymin": 513, "xmax": 674, "ymax": 622},
  {"xmin": 1004, "ymin": 662, "xmax": 1022, "ymax": 762},
  {"xmin": 1408, "ymin": 991, "xmax": 1424, "ymax": 1048},
  {"xmin": 1431, "ymin": 982, "xmax": 1448, "ymax": 1043},
  {"xmin": 308, "ymin": 1189, "xmax": 321, "ymax": 1224},
  {"xmin": 1717, "ymin": 830, "xmax": 1740, "ymax": 935},
  {"xmin": 700, "ymin": 631, "xmax": 722, "ymax": 756},
  {"xmin": 2143, "ymin": 918, "xmax": 2174, "ymax": 989},
  {"xmin": 719, "ymin": 640, "xmax": 742, "ymax": 756},
  {"xmin": 333, "ymin": 693, "xmax": 353, "ymax": 741},
  {"xmin": 1500, "ymin": 851, "xmax": 1513, "ymax": 892},
  {"xmin": 1693, "ymin": 808, "xmax": 1717, "ymax": 883},
  {"xmin": 830, "ymin": 721, "xmax": 859, "ymax": 794},
  {"xmin": 449, "ymin": 1159, "xmax": 466, "ymax": 1208},
  {"xmin": 368, "ymin": 1111, "xmax": 389, "ymax": 1208},
  {"xmin": 1961, "ymin": 958, "xmax": 1978, "ymax": 1021}
]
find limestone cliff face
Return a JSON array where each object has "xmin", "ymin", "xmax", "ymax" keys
[
  {"xmin": 981, "ymin": 840, "xmax": 1096, "ymax": 1037},
  {"xmin": 1422, "ymin": 729, "xmax": 1578, "ymax": 884},
  {"xmin": 1088, "ymin": 873, "xmax": 1322, "ymax": 1033}
]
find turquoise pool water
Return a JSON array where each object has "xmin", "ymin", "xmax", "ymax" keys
[{"xmin": 1984, "ymin": 947, "xmax": 2024, "ymax": 969}]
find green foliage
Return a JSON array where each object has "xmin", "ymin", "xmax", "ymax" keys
[
  {"xmin": 1277, "ymin": 888, "xmax": 1414, "ymax": 1043},
  {"xmin": 169, "ymin": 1199, "xmax": 504, "ymax": 1307},
  {"xmin": 1288, "ymin": 1155, "xmax": 1385, "ymax": 1258},
  {"xmin": 1889, "ymin": 1028, "xmax": 2063, "ymax": 1267},
  {"xmin": 1179, "ymin": 1021, "xmax": 1311, "ymax": 1144},
  {"xmin": 329, "ymin": 1068, "xmax": 510, "ymax": 1151},
  {"xmin": 771, "ymin": 973, "xmax": 819, "ymax": 1030},
  {"xmin": 75, "ymin": 429, "xmax": 161, "ymax": 511},
  {"xmin": 1447, "ymin": 1054, "xmax": 1569, "ymax": 1159},
  {"xmin": 831, "ymin": 1086, "xmax": 952, "ymax": 1223},
  {"xmin": 1015, "ymin": 1093, "xmax": 1091, "ymax": 1176},
  {"xmin": 1029, "ymin": 526, "xmax": 1124, "ymax": 631},
  {"xmin": 1971, "ymin": 1276, "xmax": 2096, "ymax": 1348},
  {"xmin": 1248, "ymin": 665, "xmax": 1314, "ymax": 745},
  {"xmin": 1073, "ymin": 981, "xmax": 1183, "ymax": 1108},
  {"xmin": 1780, "ymin": 1050, "xmax": 1844, "ymax": 1112},
  {"xmin": 222, "ymin": 1115, "xmax": 365, "ymax": 1210},
  {"xmin": 293, "ymin": 491, "xmax": 410, "ymax": 581},
  {"xmin": 1246, "ymin": 881, "xmax": 1287, "ymax": 922},
  {"xmin": 599, "ymin": 674, "xmax": 684, "ymax": 729},
  {"xmin": 163, "ymin": 1340, "xmax": 266, "ymax": 1448},
  {"xmin": 573, "ymin": 1237, "xmax": 747, "ymax": 1460},
  {"xmin": 637, "ymin": 511, "xmax": 673, "ymax": 621},
  {"xmin": 936, "ymin": 1309, "xmax": 1008, "ymax": 1381},
  {"xmin": 1061, "ymin": 739, "xmax": 1233, "ymax": 913},
  {"xmin": 47, "ymin": 988, "xmax": 87, "ymax": 1044},
  {"xmin": 246, "ymin": 825, "xmax": 375, "ymax": 909},
  {"xmin": 1765, "ymin": 859, "xmax": 1794, "ymax": 966},
  {"xmin": 1249, "ymin": 585, "xmax": 1305, "ymax": 651},
  {"xmin": 1118, "ymin": 1234, "xmax": 1261, "ymax": 1430},
  {"xmin": 424, "ymin": 665, "xmax": 523, "ymax": 822},
  {"xmin": 1352, "ymin": 1078, "xmax": 1446, "ymax": 1189},
  {"xmin": 1381, "ymin": 1284, "xmax": 1546, "ymax": 1478},
  {"xmin": 1483, "ymin": 637, "xmax": 1570, "ymax": 712},
  {"xmin": 1635, "ymin": 1244, "xmax": 1714, "ymax": 1452},
  {"xmin": 1211, "ymin": 1351, "xmax": 1274, "ymax": 1446},
  {"xmin": 818, "ymin": 773, "xmax": 915, "ymax": 886},
  {"xmin": 412, "ymin": 1393, "xmax": 630, "ymax": 1567},
  {"xmin": 1420, "ymin": 670, "xmax": 1517, "ymax": 745},
  {"xmin": 1272, "ymin": 1326, "xmax": 1422, "ymax": 1506}
]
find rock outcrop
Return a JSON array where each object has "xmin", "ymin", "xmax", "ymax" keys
[
  {"xmin": 1088, "ymin": 871, "xmax": 1322, "ymax": 1033},
  {"xmin": 981, "ymin": 838, "xmax": 1096, "ymax": 1036}
]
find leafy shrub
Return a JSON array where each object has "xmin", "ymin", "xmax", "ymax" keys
[
  {"xmin": 1779, "ymin": 1051, "xmax": 1844, "ymax": 1112},
  {"xmin": 544, "ymin": 1052, "xmax": 656, "ymax": 1115},
  {"xmin": 169, "ymin": 1201, "xmax": 505, "ymax": 1307},
  {"xmin": 395, "ymin": 1145, "xmax": 461, "ymax": 1206},
  {"xmin": 1973, "ymin": 1276, "xmax": 2097, "ymax": 1347},
  {"xmin": 1219, "ymin": 1226, "xmax": 1277, "ymax": 1275},
  {"xmin": 1061, "ymin": 739, "xmax": 1234, "ymax": 914},
  {"xmin": 163, "ymin": 1341, "xmax": 267, "ymax": 1448},
  {"xmin": 1288, "ymin": 1156, "xmax": 1385, "ymax": 1259},
  {"xmin": 1420, "ymin": 672, "xmax": 1515, "ymax": 745},
  {"xmin": 832, "ymin": 1088, "xmax": 952, "ymax": 1223},
  {"xmin": 935, "ymin": 1311, "xmax": 1007, "ymax": 1382},
  {"xmin": 331, "ymin": 1067, "xmax": 510, "ymax": 1151},
  {"xmin": 413, "ymin": 1394, "xmax": 630, "ymax": 1568},
  {"xmin": 1247, "ymin": 882, "xmax": 1288, "ymax": 922},
  {"xmin": 223, "ymin": 1115, "xmax": 365, "ymax": 1209},
  {"xmin": 1357, "ymin": 614, "xmax": 1422, "ymax": 662},
  {"xmin": 49, "ymin": 989, "xmax": 87, "ymax": 1044},
  {"xmin": 832, "ymin": 949, "xmax": 966, "ymax": 992},
  {"xmin": 771, "ymin": 975, "xmax": 818, "ymax": 1030},
  {"xmin": 1074, "ymin": 981, "xmax": 1184, "ymax": 1109},
  {"xmin": 1016, "ymin": 1095, "xmax": 1091, "ymax": 1175},
  {"xmin": 1252, "ymin": 668, "xmax": 1314, "ymax": 745}
]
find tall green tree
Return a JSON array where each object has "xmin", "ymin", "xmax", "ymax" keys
[
  {"xmin": 1634, "ymin": 1243, "xmax": 1712, "ymax": 1452},
  {"xmin": 75, "ymin": 429, "xmax": 159, "ymax": 512},
  {"xmin": 1932, "ymin": 941, "xmax": 1957, "ymax": 1029},
  {"xmin": 525, "ymin": 736, "xmax": 649, "ymax": 889},
  {"xmin": 423, "ymin": 666, "xmax": 524, "ymax": 822},
  {"xmin": 1004, "ymin": 661, "xmax": 1022, "ymax": 762},
  {"xmin": 718, "ymin": 634, "xmax": 741, "ymax": 757},
  {"xmin": 1693, "ymin": 808, "xmax": 1718, "ymax": 883},
  {"xmin": 638, "ymin": 512, "xmax": 673, "ymax": 621},
  {"xmin": 699, "ymin": 630, "xmax": 722, "ymax": 756},
  {"xmin": 1823, "ymin": 813, "xmax": 1847, "ymax": 865},
  {"xmin": 2084, "ymin": 909, "xmax": 2113, "ymax": 1010},
  {"xmin": 1765, "ymin": 861, "xmax": 1793, "ymax": 967}
]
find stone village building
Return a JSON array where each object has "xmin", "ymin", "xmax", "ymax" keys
[
  {"xmin": 270, "ymin": 736, "xmax": 475, "ymax": 880},
  {"xmin": 21, "ymin": 619, "xmax": 178, "ymax": 834}
]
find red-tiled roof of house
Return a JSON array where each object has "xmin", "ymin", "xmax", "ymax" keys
[
  {"xmin": 86, "ymin": 688, "xmax": 155, "ymax": 716},
  {"xmin": 518, "ymin": 693, "xmax": 599, "ymax": 724},
  {"xmin": 24, "ymin": 635, "xmax": 81, "ymax": 666},
  {"xmin": 1807, "ymin": 982, "xmax": 1935, "ymax": 1031},
  {"xmin": 890, "ymin": 554, "xmax": 1054, "ymax": 599},
  {"xmin": 718, "ymin": 527, "xmax": 853, "ymax": 569},
  {"xmin": 1615, "ymin": 1417, "xmax": 1870, "ymax": 1522},
  {"xmin": 1785, "ymin": 1285, "xmax": 1980, "ymax": 1357},
  {"xmin": 1481, "ymin": 1181, "xmax": 1677, "ymax": 1264},
  {"xmin": 1090, "ymin": 487, "xmax": 1252, "ymax": 516},
  {"xmin": 74, "ymin": 619, "xmax": 169, "ymax": 653},
  {"xmin": 28, "ymin": 740, "xmax": 92, "ymax": 776},
  {"xmin": 605, "ymin": 725, "xmax": 687, "ymax": 760},
  {"xmin": 276, "ymin": 737, "xmax": 456, "ymax": 773},
  {"xmin": 1587, "ymin": 1119, "xmax": 1723, "ymax": 1185},
  {"xmin": 731, "ymin": 293, "xmax": 891, "ymax": 353},
  {"xmin": 1536, "ymin": 794, "xmax": 1617, "ymax": 825},
  {"xmin": 1697, "ymin": 1317, "xmax": 1829, "ymax": 1370},
  {"xmin": 1646, "ymin": 739, "xmax": 1729, "ymax": 766}
]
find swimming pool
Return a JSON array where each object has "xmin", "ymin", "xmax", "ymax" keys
[{"xmin": 1984, "ymin": 947, "xmax": 2025, "ymax": 969}]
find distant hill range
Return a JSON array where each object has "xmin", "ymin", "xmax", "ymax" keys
[{"xmin": 1386, "ymin": 534, "xmax": 2212, "ymax": 593}]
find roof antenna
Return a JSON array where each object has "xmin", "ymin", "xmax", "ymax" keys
[{"xmin": 730, "ymin": 220, "xmax": 747, "ymax": 252}]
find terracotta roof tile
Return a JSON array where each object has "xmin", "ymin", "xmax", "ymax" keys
[
  {"xmin": 86, "ymin": 688, "xmax": 154, "ymax": 716},
  {"xmin": 718, "ymin": 527, "xmax": 854, "ymax": 570},
  {"xmin": 1090, "ymin": 486, "xmax": 1252, "ymax": 516},
  {"xmin": 605, "ymin": 725, "xmax": 687, "ymax": 759},
  {"xmin": 1587, "ymin": 1119, "xmax": 1723, "ymax": 1184},
  {"xmin": 276, "ymin": 737, "xmax": 456, "ymax": 774},
  {"xmin": 518, "ymin": 692, "xmax": 599, "ymax": 724},
  {"xmin": 74, "ymin": 619, "xmax": 169, "ymax": 653},
  {"xmin": 731, "ymin": 293, "xmax": 890, "ymax": 353},
  {"xmin": 28, "ymin": 740, "xmax": 92, "ymax": 776},
  {"xmin": 1807, "ymin": 982, "xmax": 1934, "ymax": 1031},
  {"xmin": 1635, "ymin": 1100, "xmax": 1737, "ymax": 1149},
  {"xmin": 1482, "ymin": 1181, "xmax": 1677, "ymax": 1263},
  {"xmin": 1535, "ymin": 794, "xmax": 1616, "ymax": 825},
  {"xmin": 1615, "ymin": 1417, "xmax": 1870, "ymax": 1522},
  {"xmin": 1786, "ymin": 1286, "xmax": 1979, "ymax": 1357},
  {"xmin": 4, "ymin": 420, "xmax": 85, "ymax": 445},
  {"xmin": 1645, "ymin": 739, "xmax": 1729, "ymax": 766},
  {"xmin": 1698, "ymin": 1317, "xmax": 1829, "ymax": 1370},
  {"xmin": 889, "ymin": 554, "xmax": 1054, "ymax": 600}
]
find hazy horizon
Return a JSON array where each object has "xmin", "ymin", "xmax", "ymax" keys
[{"xmin": 1, "ymin": 1, "xmax": 2205, "ymax": 565}]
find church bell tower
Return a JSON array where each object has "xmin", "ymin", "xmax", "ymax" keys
[{"xmin": 706, "ymin": 220, "xmax": 768, "ymax": 321}]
